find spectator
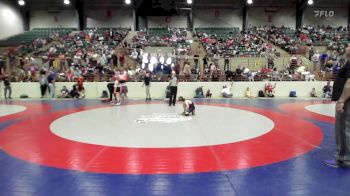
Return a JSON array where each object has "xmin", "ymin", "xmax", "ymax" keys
[
  {"xmin": 58, "ymin": 52, "xmax": 66, "ymax": 72},
  {"xmin": 265, "ymin": 82, "xmax": 277, "ymax": 97},
  {"xmin": 112, "ymin": 52, "xmax": 118, "ymax": 67},
  {"xmin": 222, "ymin": 84, "xmax": 233, "ymax": 98},
  {"xmin": 210, "ymin": 63, "xmax": 217, "ymax": 73},
  {"xmin": 245, "ymin": 87, "xmax": 256, "ymax": 98},
  {"xmin": 323, "ymin": 81, "xmax": 332, "ymax": 98},
  {"xmin": 213, "ymin": 53, "xmax": 219, "ymax": 64},
  {"xmin": 224, "ymin": 53, "xmax": 230, "ymax": 71},
  {"xmin": 130, "ymin": 49, "xmax": 138, "ymax": 60},
  {"xmin": 66, "ymin": 69, "xmax": 73, "ymax": 82},
  {"xmin": 39, "ymin": 73, "xmax": 48, "ymax": 98},
  {"xmin": 194, "ymin": 86, "xmax": 205, "ymax": 98},
  {"xmin": 183, "ymin": 62, "xmax": 191, "ymax": 76},
  {"xmin": 58, "ymin": 86, "xmax": 70, "ymax": 98},
  {"xmin": 311, "ymin": 88, "xmax": 318, "ymax": 97},
  {"xmin": 77, "ymin": 85, "xmax": 85, "ymax": 99},
  {"xmin": 193, "ymin": 47, "xmax": 200, "ymax": 69},
  {"xmin": 119, "ymin": 52, "xmax": 125, "ymax": 67},
  {"xmin": 236, "ymin": 66, "xmax": 243, "ymax": 76},
  {"xmin": 174, "ymin": 62, "xmax": 181, "ymax": 76},
  {"xmin": 70, "ymin": 85, "xmax": 79, "ymax": 99},
  {"xmin": 47, "ymin": 70, "xmax": 57, "ymax": 99},
  {"xmin": 3, "ymin": 75, "xmax": 12, "ymax": 99},
  {"xmin": 206, "ymin": 89, "xmax": 212, "ymax": 98},
  {"xmin": 202, "ymin": 56, "xmax": 208, "ymax": 69},
  {"xmin": 0, "ymin": 56, "xmax": 5, "ymax": 77},
  {"xmin": 76, "ymin": 76, "xmax": 85, "ymax": 99}
]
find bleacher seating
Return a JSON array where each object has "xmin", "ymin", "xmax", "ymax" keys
[
  {"xmin": 196, "ymin": 27, "xmax": 269, "ymax": 57},
  {"xmin": 147, "ymin": 28, "xmax": 170, "ymax": 37},
  {"xmin": 0, "ymin": 28, "xmax": 76, "ymax": 47}
]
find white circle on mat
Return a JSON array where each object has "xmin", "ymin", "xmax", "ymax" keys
[
  {"xmin": 50, "ymin": 104, "xmax": 275, "ymax": 148},
  {"xmin": 0, "ymin": 104, "xmax": 26, "ymax": 117},
  {"xmin": 305, "ymin": 103, "xmax": 335, "ymax": 117}
]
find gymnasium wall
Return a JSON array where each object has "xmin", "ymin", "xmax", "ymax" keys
[
  {"xmin": 303, "ymin": 7, "xmax": 348, "ymax": 27},
  {"xmin": 147, "ymin": 16, "xmax": 187, "ymax": 28},
  {"xmin": 30, "ymin": 10, "xmax": 78, "ymax": 29},
  {"xmin": 2, "ymin": 81, "xmax": 332, "ymax": 99},
  {"xmin": 247, "ymin": 7, "xmax": 296, "ymax": 28},
  {"xmin": 193, "ymin": 9, "xmax": 242, "ymax": 29},
  {"xmin": 86, "ymin": 9, "xmax": 134, "ymax": 30},
  {"xmin": 0, "ymin": 0, "xmax": 24, "ymax": 40}
]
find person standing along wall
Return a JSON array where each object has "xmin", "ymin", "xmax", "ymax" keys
[
  {"xmin": 142, "ymin": 71, "xmax": 151, "ymax": 101},
  {"xmin": 0, "ymin": 56, "xmax": 5, "ymax": 78},
  {"xmin": 39, "ymin": 73, "xmax": 48, "ymax": 98},
  {"xmin": 47, "ymin": 71, "xmax": 57, "ymax": 99},
  {"xmin": 3, "ymin": 75, "xmax": 12, "ymax": 99},
  {"xmin": 325, "ymin": 44, "xmax": 350, "ymax": 168},
  {"xmin": 168, "ymin": 71, "xmax": 178, "ymax": 106}
]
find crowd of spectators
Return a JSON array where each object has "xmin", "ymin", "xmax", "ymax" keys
[
  {"xmin": 128, "ymin": 28, "xmax": 191, "ymax": 58},
  {"xmin": 1, "ymin": 28, "xmax": 130, "ymax": 83},
  {"xmin": 1, "ymin": 26, "xmax": 349, "ymax": 84},
  {"xmin": 253, "ymin": 25, "xmax": 349, "ymax": 58},
  {"xmin": 197, "ymin": 29, "xmax": 277, "ymax": 59}
]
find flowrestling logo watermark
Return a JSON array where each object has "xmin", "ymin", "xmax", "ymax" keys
[
  {"xmin": 135, "ymin": 113, "xmax": 192, "ymax": 124},
  {"xmin": 314, "ymin": 10, "xmax": 334, "ymax": 18}
]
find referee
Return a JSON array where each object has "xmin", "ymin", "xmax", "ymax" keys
[{"xmin": 168, "ymin": 71, "xmax": 178, "ymax": 106}]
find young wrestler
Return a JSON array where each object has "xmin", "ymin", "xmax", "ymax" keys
[
  {"xmin": 113, "ymin": 74, "xmax": 121, "ymax": 105},
  {"xmin": 118, "ymin": 69, "xmax": 128, "ymax": 100},
  {"xmin": 179, "ymin": 97, "xmax": 195, "ymax": 116}
]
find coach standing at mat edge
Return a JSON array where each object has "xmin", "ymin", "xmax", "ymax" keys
[
  {"xmin": 169, "ymin": 71, "xmax": 178, "ymax": 106},
  {"xmin": 325, "ymin": 43, "xmax": 350, "ymax": 168}
]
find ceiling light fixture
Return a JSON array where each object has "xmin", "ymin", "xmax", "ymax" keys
[
  {"xmin": 18, "ymin": 0, "xmax": 25, "ymax": 6},
  {"xmin": 64, "ymin": 0, "xmax": 70, "ymax": 5}
]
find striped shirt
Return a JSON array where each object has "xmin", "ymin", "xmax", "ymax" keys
[{"xmin": 169, "ymin": 76, "xmax": 178, "ymax": 87}]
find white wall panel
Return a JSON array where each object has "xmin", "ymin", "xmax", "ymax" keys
[
  {"xmin": 247, "ymin": 7, "xmax": 296, "ymax": 28},
  {"xmin": 30, "ymin": 10, "xmax": 78, "ymax": 29},
  {"xmin": 193, "ymin": 9, "xmax": 242, "ymax": 29},
  {"xmin": 0, "ymin": 0, "xmax": 24, "ymax": 39},
  {"xmin": 147, "ymin": 16, "xmax": 187, "ymax": 28},
  {"xmin": 86, "ymin": 9, "xmax": 133, "ymax": 30}
]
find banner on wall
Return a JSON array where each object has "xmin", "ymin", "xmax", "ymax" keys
[
  {"xmin": 214, "ymin": 10, "xmax": 220, "ymax": 17},
  {"xmin": 268, "ymin": 15, "xmax": 273, "ymax": 23}
]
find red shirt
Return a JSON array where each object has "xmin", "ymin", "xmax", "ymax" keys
[{"xmin": 77, "ymin": 76, "xmax": 84, "ymax": 87}]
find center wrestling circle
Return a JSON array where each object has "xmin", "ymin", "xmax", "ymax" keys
[{"xmin": 50, "ymin": 104, "xmax": 274, "ymax": 148}]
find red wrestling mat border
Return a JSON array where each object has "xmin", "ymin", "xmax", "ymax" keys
[
  {"xmin": 279, "ymin": 100, "xmax": 335, "ymax": 123},
  {"xmin": 0, "ymin": 102, "xmax": 323, "ymax": 174}
]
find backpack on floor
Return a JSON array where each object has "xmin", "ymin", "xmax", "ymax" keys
[
  {"xmin": 289, "ymin": 91, "xmax": 297, "ymax": 98},
  {"xmin": 20, "ymin": 94, "xmax": 29, "ymax": 99},
  {"xmin": 101, "ymin": 90, "xmax": 108, "ymax": 98},
  {"xmin": 258, "ymin": 90, "xmax": 265, "ymax": 97}
]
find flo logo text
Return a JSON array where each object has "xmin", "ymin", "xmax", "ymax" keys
[{"xmin": 314, "ymin": 10, "xmax": 334, "ymax": 18}]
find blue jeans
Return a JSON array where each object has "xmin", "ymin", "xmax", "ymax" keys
[{"xmin": 334, "ymin": 101, "xmax": 350, "ymax": 165}]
